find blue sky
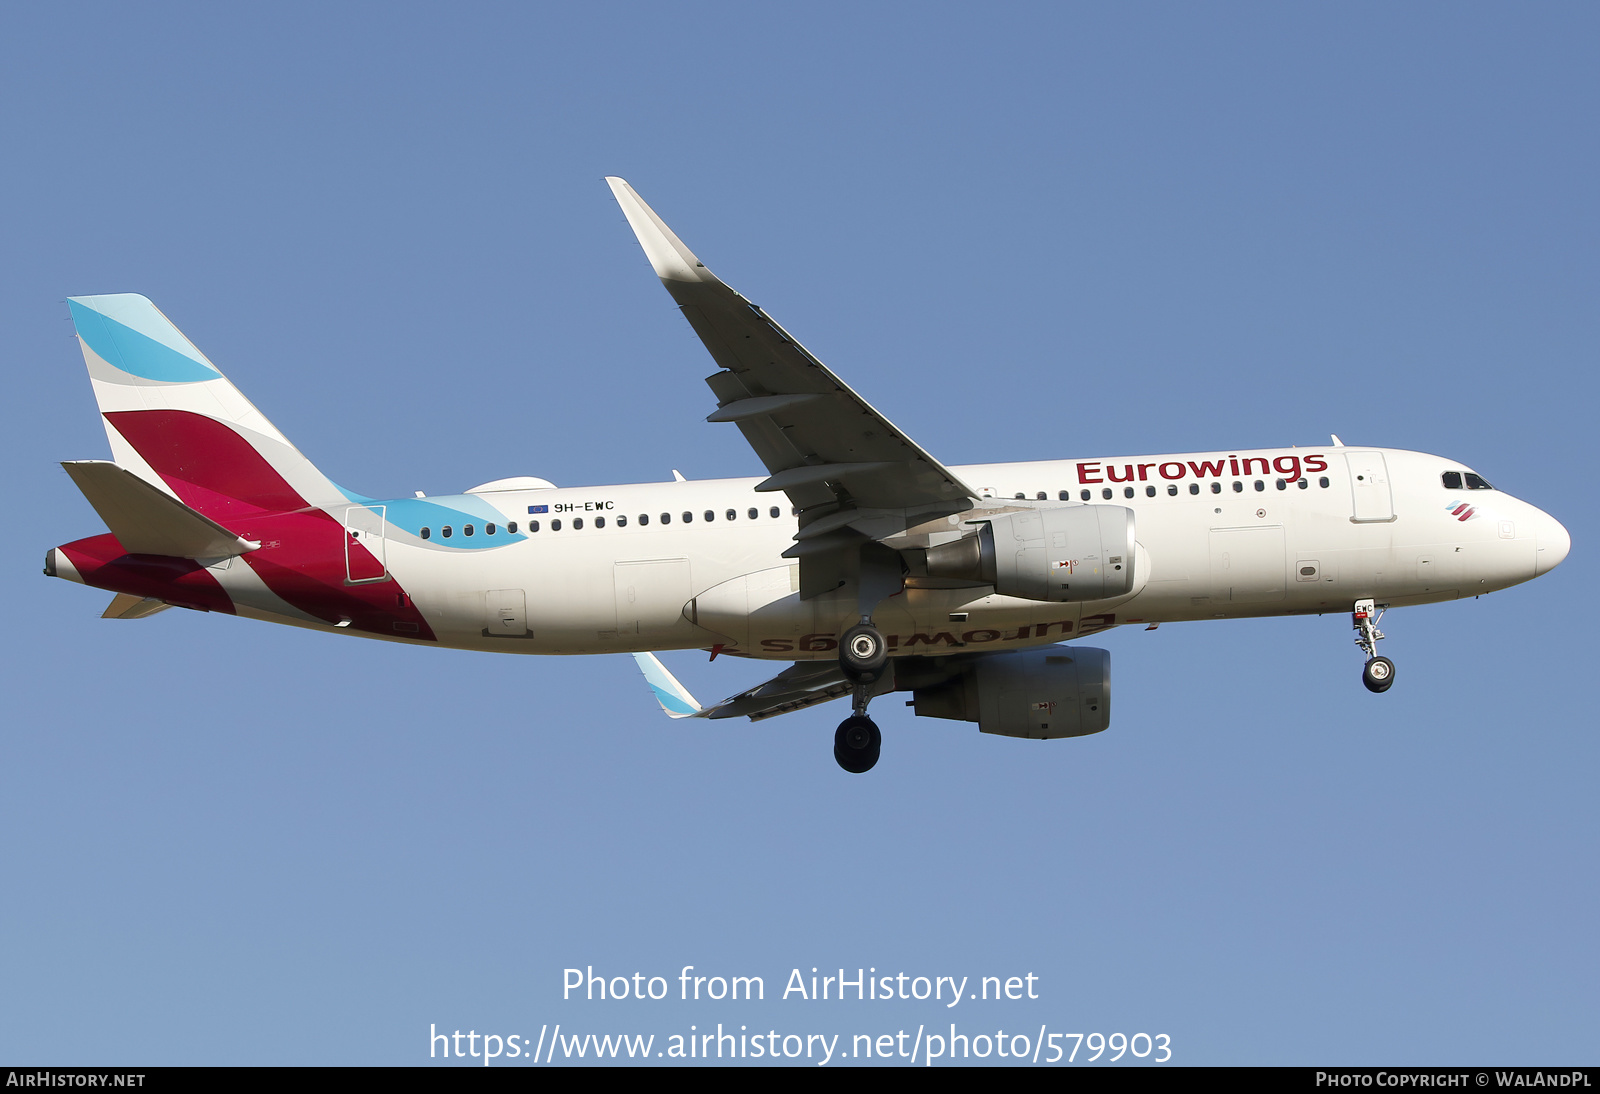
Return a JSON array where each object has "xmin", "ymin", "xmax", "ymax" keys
[{"xmin": 2, "ymin": 3, "xmax": 1594, "ymax": 1066}]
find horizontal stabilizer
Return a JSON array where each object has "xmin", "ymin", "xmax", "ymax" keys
[
  {"xmin": 631, "ymin": 652, "xmax": 705, "ymax": 719},
  {"xmin": 102, "ymin": 593, "xmax": 173, "ymax": 619},
  {"xmin": 62, "ymin": 460, "xmax": 259, "ymax": 559}
]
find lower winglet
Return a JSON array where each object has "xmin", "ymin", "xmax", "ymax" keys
[{"xmin": 631, "ymin": 652, "xmax": 705, "ymax": 719}]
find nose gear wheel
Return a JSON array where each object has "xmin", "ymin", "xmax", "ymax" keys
[{"xmin": 1362, "ymin": 656, "xmax": 1395, "ymax": 693}]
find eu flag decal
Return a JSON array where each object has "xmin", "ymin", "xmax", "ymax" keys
[{"xmin": 528, "ymin": 504, "xmax": 549, "ymax": 514}]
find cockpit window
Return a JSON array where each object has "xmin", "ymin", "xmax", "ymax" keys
[
  {"xmin": 1464, "ymin": 472, "xmax": 1494, "ymax": 491},
  {"xmin": 1441, "ymin": 471, "xmax": 1463, "ymax": 490}
]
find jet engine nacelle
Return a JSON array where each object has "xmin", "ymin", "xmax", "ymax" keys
[
  {"xmin": 909, "ymin": 645, "xmax": 1111, "ymax": 739},
  {"xmin": 925, "ymin": 506, "xmax": 1136, "ymax": 602}
]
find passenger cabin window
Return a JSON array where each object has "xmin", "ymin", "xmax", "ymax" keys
[
  {"xmin": 1441, "ymin": 471, "xmax": 1463, "ymax": 490},
  {"xmin": 726, "ymin": 509, "xmax": 737, "ymax": 521},
  {"xmin": 508, "ymin": 521, "xmax": 518, "ymax": 533},
  {"xmin": 747, "ymin": 508, "xmax": 758, "ymax": 520},
  {"xmin": 704, "ymin": 510, "xmax": 714, "ymax": 522},
  {"xmin": 595, "ymin": 516, "xmax": 605, "ymax": 528},
  {"xmin": 551, "ymin": 519, "xmax": 562, "ymax": 531},
  {"xmin": 442, "ymin": 526, "xmax": 453, "ymax": 538},
  {"xmin": 1189, "ymin": 484, "xmax": 1199, "ymax": 495},
  {"xmin": 574, "ymin": 518, "xmax": 584, "ymax": 530},
  {"xmin": 1233, "ymin": 482, "xmax": 1244, "ymax": 493},
  {"xmin": 1037, "ymin": 492, "xmax": 1047, "ymax": 501},
  {"xmin": 464, "ymin": 524, "xmax": 475, "ymax": 536},
  {"xmin": 616, "ymin": 515, "xmax": 627, "ymax": 527},
  {"xmin": 1211, "ymin": 482, "xmax": 1222, "ymax": 494},
  {"xmin": 1297, "ymin": 479, "xmax": 1309, "ymax": 490},
  {"xmin": 1080, "ymin": 489, "xmax": 1090, "ymax": 501},
  {"xmin": 682, "ymin": 511, "xmax": 693, "ymax": 523},
  {"xmin": 1060, "ymin": 491, "xmax": 1071, "ymax": 501},
  {"xmin": 1465, "ymin": 473, "xmax": 1494, "ymax": 490},
  {"xmin": 486, "ymin": 523, "xmax": 497, "ymax": 535},
  {"xmin": 770, "ymin": 507, "xmax": 781, "ymax": 518},
  {"xmin": 529, "ymin": 520, "xmax": 540, "ymax": 532},
  {"xmin": 1319, "ymin": 477, "xmax": 1330, "ymax": 488},
  {"xmin": 639, "ymin": 514, "xmax": 649, "ymax": 526},
  {"xmin": 421, "ymin": 527, "xmax": 431, "ymax": 540},
  {"xmin": 1254, "ymin": 480, "xmax": 1265, "ymax": 492},
  {"xmin": 1102, "ymin": 488, "xmax": 1113, "ymax": 500},
  {"xmin": 1167, "ymin": 484, "xmax": 1178, "ymax": 496},
  {"xmin": 660, "ymin": 513, "xmax": 670, "ymax": 524},
  {"xmin": 1145, "ymin": 485, "xmax": 1156, "ymax": 497},
  {"xmin": 1124, "ymin": 486, "xmax": 1134, "ymax": 499}
]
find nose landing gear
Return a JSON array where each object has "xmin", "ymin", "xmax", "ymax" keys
[{"xmin": 1353, "ymin": 598, "xmax": 1395, "ymax": 693}]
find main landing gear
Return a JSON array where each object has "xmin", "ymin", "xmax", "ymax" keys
[
  {"xmin": 834, "ymin": 714, "xmax": 881, "ymax": 774},
  {"xmin": 1353, "ymin": 598, "xmax": 1396, "ymax": 693},
  {"xmin": 835, "ymin": 619, "xmax": 888, "ymax": 773}
]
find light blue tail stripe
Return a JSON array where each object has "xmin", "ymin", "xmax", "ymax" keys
[{"xmin": 68, "ymin": 297, "xmax": 221, "ymax": 384}]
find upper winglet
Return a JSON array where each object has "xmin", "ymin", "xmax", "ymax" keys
[{"xmin": 606, "ymin": 178, "xmax": 714, "ymax": 284}]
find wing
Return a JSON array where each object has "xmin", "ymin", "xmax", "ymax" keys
[
  {"xmin": 631, "ymin": 653, "xmax": 894, "ymax": 722},
  {"xmin": 607, "ymin": 179, "xmax": 978, "ymax": 596}
]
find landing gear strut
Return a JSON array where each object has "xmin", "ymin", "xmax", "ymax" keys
[
  {"xmin": 1353, "ymin": 598, "xmax": 1395, "ymax": 693},
  {"xmin": 836, "ymin": 618, "xmax": 887, "ymax": 772},
  {"xmin": 831, "ymin": 545, "xmax": 903, "ymax": 773}
]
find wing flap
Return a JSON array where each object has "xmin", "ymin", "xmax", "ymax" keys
[{"xmin": 709, "ymin": 662, "xmax": 854, "ymax": 721}]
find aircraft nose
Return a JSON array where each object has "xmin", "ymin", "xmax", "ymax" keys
[{"xmin": 1533, "ymin": 509, "xmax": 1571, "ymax": 576}]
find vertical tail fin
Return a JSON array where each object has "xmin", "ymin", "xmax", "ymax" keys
[{"xmin": 67, "ymin": 294, "xmax": 348, "ymax": 519}]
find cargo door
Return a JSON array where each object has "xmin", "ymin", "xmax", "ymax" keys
[
  {"xmin": 1209, "ymin": 527, "xmax": 1286, "ymax": 602},
  {"xmin": 614, "ymin": 559, "xmax": 692, "ymax": 635},
  {"xmin": 485, "ymin": 589, "xmax": 528, "ymax": 636}
]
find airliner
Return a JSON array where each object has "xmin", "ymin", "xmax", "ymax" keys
[{"xmin": 44, "ymin": 178, "xmax": 1571, "ymax": 772}]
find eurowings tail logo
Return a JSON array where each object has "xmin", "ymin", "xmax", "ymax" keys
[{"xmin": 1445, "ymin": 500, "xmax": 1479, "ymax": 522}]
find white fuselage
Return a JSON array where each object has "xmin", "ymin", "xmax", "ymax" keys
[{"xmin": 213, "ymin": 445, "xmax": 1567, "ymax": 659}]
